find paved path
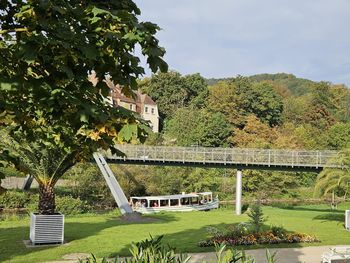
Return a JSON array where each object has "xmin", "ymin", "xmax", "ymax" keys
[
  {"xmin": 189, "ymin": 245, "xmax": 341, "ymax": 263},
  {"xmin": 45, "ymin": 245, "xmax": 344, "ymax": 263}
]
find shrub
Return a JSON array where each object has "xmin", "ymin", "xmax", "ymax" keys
[
  {"xmin": 55, "ymin": 196, "xmax": 91, "ymax": 215},
  {"xmin": 0, "ymin": 190, "xmax": 90, "ymax": 215},
  {"xmin": 206, "ymin": 226, "xmax": 225, "ymax": 239},
  {"xmin": 226, "ymin": 223, "xmax": 252, "ymax": 238},
  {"xmin": 247, "ymin": 203, "xmax": 266, "ymax": 233},
  {"xmin": 80, "ymin": 235, "xmax": 191, "ymax": 263},
  {"xmin": 271, "ymin": 225, "xmax": 287, "ymax": 238},
  {"xmin": 214, "ymin": 243, "xmax": 256, "ymax": 263},
  {"xmin": 66, "ymin": 164, "xmax": 116, "ymax": 209},
  {"xmin": 0, "ymin": 190, "xmax": 31, "ymax": 209}
]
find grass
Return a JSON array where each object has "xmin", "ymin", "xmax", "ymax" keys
[{"xmin": 1, "ymin": 203, "xmax": 350, "ymax": 263}]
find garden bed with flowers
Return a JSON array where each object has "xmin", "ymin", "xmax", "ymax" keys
[
  {"xmin": 198, "ymin": 224, "xmax": 319, "ymax": 247},
  {"xmin": 199, "ymin": 203, "xmax": 319, "ymax": 247}
]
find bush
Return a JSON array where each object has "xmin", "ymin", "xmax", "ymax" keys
[
  {"xmin": 66, "ymin": 164, "xmax": 116, "ymax": 209},
  {"xmin": 226, "ymin": 223, "xmax": 252, "ymax": 238},
  {"xmin": 80, "ymin": 235, "xmax": 191, "ymax": 263},
  {"xmin": 0, "ymin": 190, "xmax": 32, "ymax": 209},
  {"xmin": 55, "ymin": 196, "xmax": 91, "ymax": 215},
  {"xmin": 0, "ymin": 190, "xmax": 90, "ymax": 215},
  {"xmin": 206, "ymin": 226, "xmax": 225, "ymax": 239},
  {"xmin": 271, "ymin": 225, "xmax": 287, "ymax": 238}
]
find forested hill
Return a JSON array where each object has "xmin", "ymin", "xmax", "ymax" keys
[
  {"xmin": 206, "ymin": 73, "xmax": 347, "ymax": 96},
  {"xmin": 133, "ymin": 71, "xmax": 350, "ymax": 199},
  {"xmin": 140, "ymin": 71, "xmax": 350, "ymax": 151}
]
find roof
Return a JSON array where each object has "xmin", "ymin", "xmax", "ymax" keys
[
  {"xmin": 131, "ymin": 192, "xmax": 212, "ymax": 200},
  {"xmin": 108, "ymin": 82, "xmax": 157, "ymax": 107}
]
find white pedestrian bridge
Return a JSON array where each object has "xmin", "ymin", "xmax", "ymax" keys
[
  {"xmin": 100, "ymin": 145, "xmax": 345, "ymax": 215},
  {"xmin": 104, "ymin": 145, "xmax": 342, "ymax": 173}
]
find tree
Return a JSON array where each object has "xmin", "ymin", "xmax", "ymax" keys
[
  {"xmin": 139, "ymin": 71, "xmax": 208, "ymax": 120},
  {"xmin": 0, "ymin": 1, "xmax": 167, "ymax": 214},
  {"xmin": 207, "ymin": 77, "xmax": 283, "ymax": 127},
  {"xmin": 327, "ymin": 123, "xmax": 350, "ymax": 150},
  {"xmin": 314, "ymin": 149, "xmax": 350, "ymax": 198},
  {"xmin": 247, "ymin": 202, "xmax": 266, "ymax": 233},
  {"xmin": 165, "ymin": 108, "xmax": 230, "ymax": 147},
  {"xmin": 230, "ymin": 115, "xmax": 277, "ymax": 148},
  {"xmin": 207, "ymin": 81, "xmax": 241, "ymax": 126}
]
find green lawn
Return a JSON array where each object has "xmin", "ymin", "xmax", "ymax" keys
[{"xmin": 0, "ymin": 203, "xmax": 349, "ymax": 263}]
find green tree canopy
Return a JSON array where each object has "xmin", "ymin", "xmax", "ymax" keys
[
  {"xmin": 0, "ymin": 0, "xmax": 167, "ymax": 214},
  {"xmin": 327, "ymin": 123, "xmax": 350, "ymax": 150},
  {"xmin": 165, "ymin": 108, "xmax": 230, "ymax": 147},
  {"xmin": 208, "ymin": 77, "xmax": 283, "ymax": 127},
  {"xmin": 139, "ymin": 71, "xmax": 208, "ymax": 120}
]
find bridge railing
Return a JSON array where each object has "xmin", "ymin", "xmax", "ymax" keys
[{"xmin": 105, "ymin": 145, "xmax": 341, "ymax": 168}]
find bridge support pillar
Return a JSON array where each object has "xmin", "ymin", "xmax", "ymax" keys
[{"xmin": 235, "ymin": 169, "xmax": 242, "ymax": 215}]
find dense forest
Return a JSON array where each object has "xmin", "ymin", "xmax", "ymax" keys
[
  {"xmin": 141, "ymin": 72, "xmax": 350, "ymax": 150},
  {"xmin": 107, "ymin": 72, "xmax": 350, "ymax": 201}
]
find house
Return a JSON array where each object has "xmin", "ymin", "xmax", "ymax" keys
[
  {"xmin": 106, "ymin": 79, "xmax": 160, "ymax": 133},
  {"xmin": 87, "ymin": 71, "xmax": 160, "ymax": 133}
]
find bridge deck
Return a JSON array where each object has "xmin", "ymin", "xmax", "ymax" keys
[{"xmin": 104, "ymin": 145, "xmax": 341, "ymax": 172}]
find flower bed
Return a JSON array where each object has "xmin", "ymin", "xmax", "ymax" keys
[{"xmin": 198, "ymin": 224, "xmax": 319, "ymax": 247}]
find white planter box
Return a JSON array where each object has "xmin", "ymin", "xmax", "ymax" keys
[
  {"xmin": 30, "ymin": 213, "xmax": 64, "ymax": 245},
  {"xmin": 346, "ymin": 210, "xmax": 350, "ymax": 230}
]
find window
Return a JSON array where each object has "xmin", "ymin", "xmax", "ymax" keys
[
  {"xmin": 145, "ymin": 106, "xmax": 148, "ymax": 113},
  {"xmin": 129, "ymin": 104, "xmax": 133, "ymax": 110},
  {"xmin": 151, "ymin": 108, "xmax": 155, "ymax": 114}
]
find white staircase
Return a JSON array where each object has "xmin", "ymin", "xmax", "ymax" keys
[{"xmin": 93, "ymin": 152, "xmax": 133, "ymax": 214}]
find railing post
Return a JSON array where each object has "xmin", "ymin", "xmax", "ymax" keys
[
  {"xmin": 268, "ymin": 150, "xmax": 271, "ymax": 167},
  {"xmin": 224, "ymin": 148, "xmax": 227, "ymax": 165}
]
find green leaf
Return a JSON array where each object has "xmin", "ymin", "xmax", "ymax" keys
[
  {"xmin": 118, "ymin": 124, "xmax": 137, "ymax": 142},
  {"xmin": 80, "ymin": 113, "xmax": 89, "ymax": 123}
]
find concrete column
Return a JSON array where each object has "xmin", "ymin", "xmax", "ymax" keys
[{"xmin": 236, "ymin": 169, "xmax": 242, "ymax": 215}]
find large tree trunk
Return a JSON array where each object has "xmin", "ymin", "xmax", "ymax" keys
[{"xmin": 38, "ymin": 184, "xmax": 55, "ymax": 214}]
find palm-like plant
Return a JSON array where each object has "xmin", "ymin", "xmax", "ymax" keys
[
  {"xmin": 0, "ymin": 128, "xmax": 77, "ymax": 214},
  {"xmin": 314, "ymin": 149, "xmax": 350, "ymax": 198}
]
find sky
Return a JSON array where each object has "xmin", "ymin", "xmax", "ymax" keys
[{"xmin": 134, "ymin": 0, "xmax": 350, "ymax": 86}]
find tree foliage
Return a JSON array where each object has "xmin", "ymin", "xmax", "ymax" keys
[
  {"xmin": 207, "ymin": 77, "xmax": 283, "ymax": 127},
  {"xmin": 165, "ymin": 108, "xmax": 230, "ymax": 147},
  {"xmin": 0, "ymin": 0, "xmax": 167, "ymax": 213},
  {"xmin": 314, "ymin": 149, "xmax": 350, "ymax": 198},
  {"xmin": 132, "ymin": 73, "xmax": 350, "ymax": 200},
  {"xmin": 139, "ymin": 71, "xmax": 207, "ymax": 120}
]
